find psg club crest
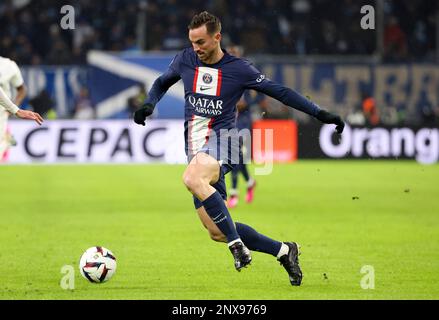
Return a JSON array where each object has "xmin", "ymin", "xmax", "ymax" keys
[
  {"xmin": 193, "ymin": 67, "xmax": 222, "ymax": 96},
  {"xmin": 203, "ymin": 73, "xmax": 213, "ymax": 84}
]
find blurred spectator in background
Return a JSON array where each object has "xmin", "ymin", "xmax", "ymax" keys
[
  {"xmin": 383, "ymin": 16, "xmax": 408, "ymax": 61},
  {"xmin": 73, "ymin": 87, "xmax": 94, "ymax": 119},
  {"xmin": 162, "ymin": 14, "xmax": 187, "ymax": 50},
  {"xmin": 0, "ymin": 0, "xmax": 435, "ymax": 65},
  {"xmin": 128, "ymin": 83, "xmax": 148, "ymax": 117},
  {"xmin": 385, "ymin": 0, "xmax": 437, "ymax": 61},
  {"xmin": 29, "ymin": 89, "xmax": 56, "ymax": 119},
  {"xmin": 361, "ymin": 91, "xmax": 380, "ymax": 126},
  {"xmin": 384, "ymin": 107, "xmax": 400, "ymax": 125},
  {"xmin": 417, "ymin": 102, "xmax": 439, "ymax": 126},
  {"xmin": 346, "ymin": 106, "xmax": 366, "ymax": 126},
  {"xmin": 0, "ymin": 0, "xmax": 436, "ymax": 125}
]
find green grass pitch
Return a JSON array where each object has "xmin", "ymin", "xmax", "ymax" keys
[{"xmin": 0, "ymin": 161, "xmax": 438, "ymax": 299}]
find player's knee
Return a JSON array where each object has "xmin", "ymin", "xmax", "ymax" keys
[{"xmin": 182, "ymin": 173, "xmax": 202, "ymax": 193}]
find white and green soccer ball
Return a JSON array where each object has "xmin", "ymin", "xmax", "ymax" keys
[{"xmin": 79, "ymin": 246, "xmax": 117, "ymax": 283}]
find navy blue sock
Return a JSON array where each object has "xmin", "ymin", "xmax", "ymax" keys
[
  {"xmin": 240, "ymin": 164, "xmax": 250, "ymax": 182},
  {"xmin": 235, "ymin": 222, "xmax": 282, "ymax": 256},
  {"xmin": 202, "ymin": 191, "xmax": 240, "ymax": 243},
  {"xmin": 231, "ymin": 168, "xmax": 238, "ymax": 189}
]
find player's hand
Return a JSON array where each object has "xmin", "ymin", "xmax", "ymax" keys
[
  {"xmin": 315, "ymin": 109, "xmax": 345, "ymax": 134},
  {"xmin": 15, "ymin": 109, "xmax": 44, "ymax": 125},
  {"xmin": 133, "ymin": 103, "xmax": 155, "ymax": 126}
]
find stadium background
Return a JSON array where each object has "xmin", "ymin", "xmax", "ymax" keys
[
  {"xmin": 0, "ymin": 0, "xmax": 438, "ymax": 300},
  {"xmin": 1, "ymin": 0, "xmax": 438, "ymax": 164}
]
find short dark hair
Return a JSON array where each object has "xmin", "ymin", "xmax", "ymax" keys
[{"xmin": 188, "ymin": 11, "xmax": 221, "ymax": 35}]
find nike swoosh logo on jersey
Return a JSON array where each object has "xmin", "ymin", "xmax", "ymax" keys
[{"xmin": 200, "ymin": 86, "xmax": 212, "ymax": 91}]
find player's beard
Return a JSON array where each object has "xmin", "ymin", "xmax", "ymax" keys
[{"xmin": 198, "ymin": 49, "xmax": 213, "ymax": 63}]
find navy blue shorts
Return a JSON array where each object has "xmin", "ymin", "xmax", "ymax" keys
[{"xmin": 188, "ymin": 127, "xmax": 243, "ymax": 209}]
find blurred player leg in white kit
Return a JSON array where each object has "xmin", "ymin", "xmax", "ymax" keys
[{"xmin": 0, "ymin": 108, "xmax": 9, "ymax": 160}]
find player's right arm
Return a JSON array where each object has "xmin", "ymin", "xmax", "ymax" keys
[
  {"xmin": 242, "ymin": 61, "xmax": 344, "ymax": 134},
  {"xmin": 133, "ymin": 53, "xmax": 182, "ymax": 126},
  {"xmin": 0, "ymin": 86, "xmax": 43, "ymax": 125},
  {"xmin": 9, "ymin": 60, "xmax": 27, "ymax": 106},
  {"xmin": 14, "ymin": 84, "xmax": 27, "ymax": 107}
]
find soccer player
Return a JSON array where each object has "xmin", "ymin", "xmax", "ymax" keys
[
  {"xmin": 0, "ymin": 56, "xmax": 43, "ymax": 159},
  {"xmin": 225, "ymin": 45, "xmax": 265, "ymax": 208},
  {"xmin": 227, "ymin": 90, "xmax": 262, "ymax": 208},
  {"xmin": 134, "ymin": 12, "xmax": 344, "ymax": 286}
]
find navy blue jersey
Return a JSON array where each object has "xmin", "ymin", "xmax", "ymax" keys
[{"xmin": 144, "ymin": 48, "xmax": 321, "ymax": 162}]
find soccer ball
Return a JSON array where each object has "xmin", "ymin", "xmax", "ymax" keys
[{"xmin": 79, "ymin": 246, "xmax": 117, "ymax": 283}]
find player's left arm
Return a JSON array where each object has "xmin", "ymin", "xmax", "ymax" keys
[
  {"xmin": 243, "ymin": 64, "xmax": 344, "ymax": 134},
  {"xmin": 134, "ymin": 52, "xmax": 182, "ymax": 126}
]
